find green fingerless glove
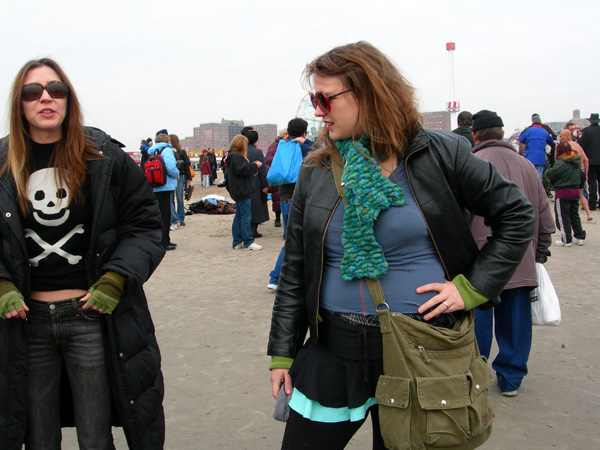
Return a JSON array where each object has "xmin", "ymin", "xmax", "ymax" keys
[
  {"xmin": 452, "ymin": 274, "xmax": 489, "ymax": 311},
  {"xmin": 269, "ymin": 356, "xmax": 294, "ymax": 370},
  {"xmin": 87, "ymin": 271, "xmax": 126, "ymax": 314},
  {"xmin": 0, "ymin": 277, "xmax": 24, "ymax": 319},
  {"xmin": 1, "ymin": 291, "xmax": 24, "ymax": 318}
]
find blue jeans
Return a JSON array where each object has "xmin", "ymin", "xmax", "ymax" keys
[
  {"xmin": 25, "ymin": 298, "xmax": 113, "ymax": 450},
  {"xmin": 170, "ymin": 176, "xmax": 185, "ymax": 225},
  {"xmin": 232, "ymin": 198, "xmax": 253, "ymax": 248},
  {"xmin": 535, "ymin": 165, "xmax": 545, "ymax": 182},
  {"xmin": 474, "ymin": 287, "xmax": 532, "ymax": 393},
  {"xmin": 268, "ymin": 200, "xmax": 291, "ymax": 284}
]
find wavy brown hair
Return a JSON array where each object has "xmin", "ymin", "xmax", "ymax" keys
[
  {"xmin": 230, "ymin": 135, "xmax": 249, "ymax": 161},
  {"xmin": 169, "ymin": 134, "xmax": 181, "ymax": 151},
  {"xmin": 303, "ymin": 41, "xmax": 422, "ymax": 164},
  {"xmin": 2, "ymin": 58, "xmax": 99, "ymax": 214}
]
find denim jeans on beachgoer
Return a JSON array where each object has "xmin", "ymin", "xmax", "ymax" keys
[
  {"xmin": 232, "ymin": 198, "xmax": 253, "ymax": 248},
  {"xmin": 474, "ymin": 287, "xmax": 532, "ymax": 393},
  {"xmin": 268, "ymin": 200, "xmax": 291, "ymax": 284},
  {"xmin": 25, "ymin": 298, "xmax": 114, "ymax": 450},
  {"xmin": 170, "ymin": 176, "xmax": 185, "ymax": 225},
  {"xmin": 281, "ymin": 200, "xmax": 291, "ymax": 240}
]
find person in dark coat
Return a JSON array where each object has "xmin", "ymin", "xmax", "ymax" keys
[
  {"xmin": 579, "ymin": 113, "xmax": 600, "ymax": 210},
  {"xmin": 226, "ymin": 135, "xmax": 263, "ymax": 250},
  {"xmin": 245, "ymin": 130, "xmax": 269, "ymax": 237},
  {"xmin": 451, "ymin": 110, "xmax": 475, "ymax": 147},
  {"xmin": 265, "ymin": 128, "xmax": 288, "ymax": 228},
  {"xmin": 207, "ymin": 147, "xmax": 218, "ymax": 185},
  {"xmin": 0, "ymin": 58, "xmax": 165, "ymax": 450}
]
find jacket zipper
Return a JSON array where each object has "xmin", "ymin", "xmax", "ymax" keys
[
  {"xmin": 315, "ymin": 195, "xmax": 341, "ymax": 339},
  {"xmin": 404, "ymin": 144, "xmax": 451, "ymax": 280}
]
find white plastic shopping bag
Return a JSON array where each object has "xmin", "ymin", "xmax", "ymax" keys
[{"xmin": 531, "ymin": 263, "xmax": 561, "ymax": 326}]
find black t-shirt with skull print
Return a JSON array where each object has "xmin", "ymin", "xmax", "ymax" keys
[{"xmin": 19, "ymin": 141, "xmax": 92, "ymax": 291}]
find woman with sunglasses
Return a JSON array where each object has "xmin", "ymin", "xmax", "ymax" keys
[
  {"xmin": 267, "ymin": 42, "xmax": 535, "ymax": 449},
  {"xmin": 0, "ymin": 58, "xmax": 165, "ymax": 449}
]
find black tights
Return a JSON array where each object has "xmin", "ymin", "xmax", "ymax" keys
[{"xmin": 281, "ymin": 406, "xmax": 387, "ymax": 450}]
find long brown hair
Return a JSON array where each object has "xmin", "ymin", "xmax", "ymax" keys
[
  {"xmin": 303, "ymin": 41, "xmax": 422, "ymax": 164},
  {"xmin": 169, "ymin": 134, "xmax": 181, "ymax": 151},
  {"xmin": 229, "ymin": 135, "xmax": 249, "ymax": 161},
  {"xmin": 2, "ymin": 58, "xmax": 99, "ymax": 214}
]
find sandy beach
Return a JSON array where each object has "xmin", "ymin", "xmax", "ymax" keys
[{"xmin": 63, "ymin": 175, "xmax": 600, "ymax": 449}]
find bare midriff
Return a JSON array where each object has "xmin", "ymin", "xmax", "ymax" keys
[{"xmin": 30, "ymin": 289, "xmax": 88, "ymax": 302}]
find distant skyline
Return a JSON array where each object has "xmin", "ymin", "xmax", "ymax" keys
[{"xmin": 2, "ymin": 0, "xmax": 599, "ymax": 150}]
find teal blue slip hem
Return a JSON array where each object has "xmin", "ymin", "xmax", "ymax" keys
[{"xmin": 289, "ymin": 387, "xmax": 377, "ymax": 423}]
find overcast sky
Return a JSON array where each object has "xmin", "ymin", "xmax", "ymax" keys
[{"xmin": 2, "ymin": 0, "xmax": 598, "ymax": 149}]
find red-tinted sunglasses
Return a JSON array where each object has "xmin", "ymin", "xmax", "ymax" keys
[
  {"xmin": 22, "ymin": 81, "xmax": 69, "ymax": 102},
  {"xmin": 309, "ymin": 88, "xmax": 354, "ymax": 114}
]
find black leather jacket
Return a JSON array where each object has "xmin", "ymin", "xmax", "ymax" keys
[{"xmin": 268, "ymin": 129, "xmax": 535, "ymax": 359}]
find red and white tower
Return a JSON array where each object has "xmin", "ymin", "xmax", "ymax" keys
[{"xmin": 446, "ymin": 42, "xmax": 460, "ymax": 126}]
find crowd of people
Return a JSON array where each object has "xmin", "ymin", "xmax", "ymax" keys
[{"xmin": 1, "ymin": 45, "xmax": 598, "ymax": 449}]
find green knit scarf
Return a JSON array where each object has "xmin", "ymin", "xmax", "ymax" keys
[{"xmin": 334, "ymin": 136, "xmax": 406, "ymax": 281}]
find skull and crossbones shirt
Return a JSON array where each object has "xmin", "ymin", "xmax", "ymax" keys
[{"xmin": 19, "ymin": 141, "xmax": 92, "ymax": 291}]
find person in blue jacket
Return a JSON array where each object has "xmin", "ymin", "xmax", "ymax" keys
[
  {"xmin": 147, "ymin": 130, "xmax": 179, "ymax": 250},
  {"xmin": 518, "ymin": 113, "xmax": 555, "ymax": 181}
]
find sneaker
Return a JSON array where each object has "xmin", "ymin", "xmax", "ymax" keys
[
  {"xmin": 274, "ymin": 219, "xmax": 281, "ymax": 228},
  {"xmin": 179, "ymin": 222, "xmax": 186, "ymax": 227},
  {"xmin": 576, "ymin": 239, "xmax": 584, "ymax": 246},
  {"xmin": 554, "ymin": 239, "xmax": 571, "ymax": 247},
  {"xmin": 501, "ymin": 390, "xmax": 518, "ymax": 398},
  {"xmin": 245, "ymin": 242, "xmax": 263, "ymax": 251},
  {"xmin": 232, "ymin": 243, "xmax": 243, "ymax": 250},
  {"xmin": 267, "ymin": 283, "xmax": 278, "ymax": 291},
  {"xmin": 165, "ymin": 243, "xmax": 177, "ymax": 251},
  {"xmin": 170, "ymin": 223, "xmax": 179, "ymax": 231}
]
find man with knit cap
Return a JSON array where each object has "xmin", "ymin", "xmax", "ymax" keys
[
  {"xmin": 579, "ymin": 113, "xmax": 600, "ymax": 210},
  {"xmin": 470, "ymin": 110, "xmax": 555, "ymax": 397},
  {"xmin": 518, "ymin": 113, "xmax": 555, "ymax": 181}
]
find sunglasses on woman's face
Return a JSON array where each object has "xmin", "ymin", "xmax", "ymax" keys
[
  {"xmin": 21, "ymin": 81, "xmax": 69, "ymax": 102},
  {"xmin": 309, "ymin": 88, "xmax": 354, "ymax": 114}
]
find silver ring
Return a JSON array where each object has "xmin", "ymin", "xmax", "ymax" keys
[{"xmin": 442, "ymin": 301, "xmax": 450, "ymax": 309}]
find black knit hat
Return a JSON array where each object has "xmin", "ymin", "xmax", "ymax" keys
[
  {"xmin": 471, "ymin": 110, "xmax": 504, "ymax": 132},
  {"xmin": 156, "ymin": 128, "xmax": 169, "ymax": 136}
]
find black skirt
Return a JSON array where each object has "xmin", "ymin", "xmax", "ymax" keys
[{"xmin": 289, "ymin": 309, "xmax": 384, "ymax": 409}]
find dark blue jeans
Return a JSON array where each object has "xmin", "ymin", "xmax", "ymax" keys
[
  {"xmin": 232, "ymin": 198, "xmax": 253, "ymax": 248},
  {"xmin": 170, "ymin": 176, "xmax": 185, "ymax": 225},
  {"xmin": 474, "ymin": 287, "xmax": 532, "ymax": 393},
  {"xmin": 25, "ymin": 298, "xmax": 114, "ymax": 450},
  {"xmin": 269, "ymin": 200, "xmax": 291, "ymax": 284}
]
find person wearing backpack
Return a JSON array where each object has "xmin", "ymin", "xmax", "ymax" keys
[
  {"xmin": 267, "ymin": 118, "xmax": 314, "ymax": 291},
  {"xmin": 147, "ymin": 130, "xmax": 179, "ymax": 250}
]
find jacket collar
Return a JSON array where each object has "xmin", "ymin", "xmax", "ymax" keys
[
  {"xmin": 472, "ymin": 139, "xmax": 517, "ymax": 154},
  {"xmin": 404, "ymin": 128, "xmax": 430, "ymax": 158}
]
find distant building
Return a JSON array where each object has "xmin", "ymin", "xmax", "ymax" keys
[
  {"xmin": 181, "ymin": 136, "xmax": 194, "ymax": 150},
  {"xmin": 180, "ymin": 119, "xmax": 278, "ymax": 155},
  {"xmin": 420, "ymin": 110, "xmax": 452, "ymax": 131},
  {"xmin": 250, "ymin": 124, "xmax": 278, "ymax": 153},
  {"xmin": 545, "ymin": 109, "xmax": 589, "ymax": 135}
]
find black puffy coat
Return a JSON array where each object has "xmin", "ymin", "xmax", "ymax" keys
[{"xmin": 0, "ymin": 127, "xmax": 165, "ymax": 449}]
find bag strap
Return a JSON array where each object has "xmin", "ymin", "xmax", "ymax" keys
[{"xmin": 330, "ymin": 151, "xmax": 391, "ymax": 334}]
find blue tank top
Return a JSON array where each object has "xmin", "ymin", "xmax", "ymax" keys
[{"xmin": 320, "ymin": 163, "xmax": 446, "ymax": 315}]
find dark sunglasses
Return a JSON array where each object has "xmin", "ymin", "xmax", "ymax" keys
[
  {"xmin": 309, "ymin": 88, "xmax": 354, "ymax": 114},
  {"xmin": 21, "ymin": 81, "xmax": 69, "ymax": 102}
]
